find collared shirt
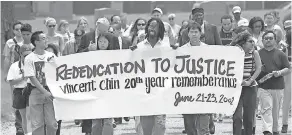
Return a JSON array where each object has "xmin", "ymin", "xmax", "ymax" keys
[{"xmin": 137, "ymin": 38, "xmax": 163, "ymax": 49}]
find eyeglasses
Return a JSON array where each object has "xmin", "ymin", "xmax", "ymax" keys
[
  {"xmin": 247, "ymin": 40, "xmax": 255, "ymax": 44},
  {"xmin": 264, "ymin": 37, "xmax": 274, "ymax": 41},
  {"xmin": 14, "ymin": 28, "xmax": 21, "ymax": 31},
  {"xmin": 169, "ymin": 18, "xmax": 174, "ymax": 20},
  {"xmin": 253, "ymin": 25, "xmax": 262, "ymax": 28},
  {"xmin": 137, "ymin": 23, "xmax": 146, "ymax": 26},
  {"xmin": 48, "ymin": 25, "xmax": 56, "ymax": 28}
]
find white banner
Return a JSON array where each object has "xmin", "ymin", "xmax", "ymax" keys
[{"xmin": 44, "ymin": 45, "xmax": 245, "ymax": 120}]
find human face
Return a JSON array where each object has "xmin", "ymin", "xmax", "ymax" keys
[
  {"xmin": 192, "ymin": 12, "xmax": 204, "ymax": 25},
  {"xmin": 169, "ymin": 17, "xmax": 175, "ymax": 25},
  {"xmin": 96, "ymin": 23, "xmax": 109, "ymax": 33},
  {"xmin": 61, "ymin": 23, "xmax": 69, "ymax": 32},
  {"xmin": 243, "ymin": 36, "xmax": 255, "ymax": 53},
  {"xmin": 233, "ymin": 12, "xmax": 241, "ymax": 20},
  {"xmin": 36, "ymin": 33, "xmax": 47, "ymax": 49},
  {"xmin": 21, "ymin": 31, "xmax": 31, "ymax": 43},
  {"xmin": 222, "ymin": 18, "xmax": 232, "ymax": 31},
  {"xmin": 98, "ymin": 36, "xmax": 109, "ymax": 50},
  {"xmin": 112, "ymin": 16, "xmax": 121, "ymax": 24},
  {"xmin": 152, "ymin": 12, "xmax": 162, "ymax": 19},
  {"xmin": 188, "ymin": 28, "xmax": 201, "ymax": 42},
  {"xmin": 137, "ymin": 20, "xmax": 146, "ymax": 30},
  {"xmin": 78, "ymin": 19, "xmax": 88, "ymax": 30},
  {"xmin": 264, "ymin": 15, "xmax": 275, "ymax": 26},
  {"xmin": 252, "ymin": 21, "xmax": 263, "ymax": 33},
  {"xmin": 262, "ymin": 33, "xmax": 276, "ymax": 48},
  {"xmin": 148, "ymin": 20, "xmax": 159, "ymax": 37},
  {"xmin": 47, "ymin": 20, "xmax": 56, "ymax": 32},
  {"xmin": 182, "ymin": 21, "xmax": 189, "ymax": 27},
  {"xmin": 14, "ymin": 24, "xmax": 22, "ymax": 37}
]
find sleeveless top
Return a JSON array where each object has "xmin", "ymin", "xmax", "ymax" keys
[{"xmin": 243, "ymin": 51, "xmax": 257, "ymax": 86}]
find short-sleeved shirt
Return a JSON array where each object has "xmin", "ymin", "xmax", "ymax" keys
[
  {"xmin": 219, "ymin": 28, "xmax": 233, "ymax": 45},
  {"xmin": 7, "ymin": 61, "xmax": 27, "ymax": 88},
  {"xmin": 24, "ymin": 51, "xmax": 56, "ymax": 87},
  {"xmin": 259, "ymin": 48, "xmax": 290, "ymax": 89},
  {"xmin": 2, "ymin": 38, "xmax": 23, "ymax": 63}
]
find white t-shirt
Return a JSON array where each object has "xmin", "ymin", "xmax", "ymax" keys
[
  {"xmin": 7, "ymin": 61, "xmax": 27, "ymax": 88},
  {"xmin": 24, "ymin": 51, "xmax": 56, "ymax": 86}
]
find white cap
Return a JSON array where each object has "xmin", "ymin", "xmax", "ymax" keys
[
  {"xmin": 96, "ymin": 17, "xmax": 110, "ymax": 26},
  {"xmin": 168, "ymin": 13, "xmax": 176, "ymax": 18},
  {"xmin": 238, "ymin": 19, "xmax": 249, "ymax": 27},
  {"xmin": 153, "ymin": 8, "xmax": 163, "ymax": 15},
  {"xmin": 232, "ymin": 6, "xmax": 242, "ymax": 13}
]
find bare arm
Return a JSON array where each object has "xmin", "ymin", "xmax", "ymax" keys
[
  {"xmin": 249, "ymin": 51, "xmax": 262, "ymax": 81},
  {"xmin": 59, "ymin": 36, "xmax": 65, "ymax": 56}
]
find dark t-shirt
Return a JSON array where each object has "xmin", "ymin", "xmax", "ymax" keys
[
  {"xmin": 219, "ymin": 28, "xmax": 233, "ymax": 45},
  {"xmin": 259, "ymin": 48, "xmax": 290, "ymax": 89}
]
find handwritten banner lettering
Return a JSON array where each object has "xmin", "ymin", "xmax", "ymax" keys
[{"xmin": 45, "ymin": 45, "xmax": 244, "ymax": 120}]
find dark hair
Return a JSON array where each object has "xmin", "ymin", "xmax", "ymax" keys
[
  {"xmin": 145, "ymin": 18, "xmax": 165, "ymax": 40},
  {"xmin": 233, "ymin": 26, "xmax": 248, "ymax": 34},
  {"xmin": 13, "ymin": 21, "xmax": 22, "ymax": 30},
  {"xmin": 110, "ymin": 15, "xmax": 120, "ymax": 23},
  {"xmin": 130, "ymin": 18, "xmax": 147, "ymax": 42},
  {"xmin": 31, "ymin": 31, "xmax": 44, "ymax": 47},
  {"xmin": 179, "ymin": 25, "xmax": 188, "ymax": 37},
  {"xmin": 230, "ymin": 31, "xmax": 252, "ymax": 46},
  {"xmin": 264, "ymin": 11, "xmax": 276, "ymax": 19},
  {"xmin": 262, "ymin": 30, "xmax": 276, "ymax": 40},
  {"xmin": 286, "ymin": 30, "xmax": 291, "ymax": 46},
  {"xmin": 46, "ymin": 44, "xmax": 58, "ymax": 56},
  {"xmin": 21, "ymin": 23, "xmax": 32, "ymax": 32},
  {"xmin": 248, "ymin": 17, "xmax": 265, "ymax": 31},
  {"xmin": 187, "ymin": 21, "xmax": 201, "ymax": 32},
  {"xmin": 221, "ymin": 15, "xmax": 233, "ymax": 23},
  {"xmin": 96, "ymin": 33, "xmax": 112, "ymax": 50}
]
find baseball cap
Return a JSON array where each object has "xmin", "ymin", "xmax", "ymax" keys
[
  {"xmin": 284, "ymin": 20, "xmax": 291, "ymax": 29},
  {"xmin": 238, "ymin": 19, "xmax": 249, "ymax": 27},
  {"xmin": 152, "ymin": 8, "xmax": 163, "ymax": 15},
  {"xmin": 168, "ymin": 14, "xmax": 176, "ymax": 18},
  {"xmin": 232, "ymin": 6, "xmax": 241, "ymax": 13},
  {"xmin": 19, "ymin": 44, "xmax": 32, "ymax": 56},
  {"xmin": 96, "ymin": 17, "xmax": 110, "ymax": 26}
]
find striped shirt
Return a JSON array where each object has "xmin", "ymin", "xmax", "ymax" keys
[{"xmin": 243, "ymin": 51, "xmax": 257, "ymax": 86}]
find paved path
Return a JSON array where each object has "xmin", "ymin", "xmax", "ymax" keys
[{"xmin": 1, "ymin": 114, "xmax": 291, "ymax": 135}]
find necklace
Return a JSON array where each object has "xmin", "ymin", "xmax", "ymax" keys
[{"xmin": 34, "ymin": 52, "xmax": 46, "ymax": 60}]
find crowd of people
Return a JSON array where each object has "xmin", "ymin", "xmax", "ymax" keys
[{"xmin": 2, "ymin": 4, "xmax": 291, "ymax": 135}]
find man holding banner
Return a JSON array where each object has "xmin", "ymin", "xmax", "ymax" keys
[{"xmin": 180, "ymin": 21, "xmax": 210, "ymax": 135}]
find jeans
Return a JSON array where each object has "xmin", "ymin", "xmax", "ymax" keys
[
  {"xmin": 91, "ymin": 118, "xmax": 113, "ymax": 135},
  {"xmin": 15, "ymin": 109, "xmax": 23, "ymax": 132},
  {"xmin": 183, "ymin": 114, "xmax": 210, "ymax": 135},
  {"xmin": 258, "ymin": 88, "xmax": 283, "ymax": 133},
  {"xmin": 233, "ymin": 86, "xmax": 257, "ymax": 135},
  {"xmin": 140, "ymin": 115, "xmax": 166, "ymax": 135}
]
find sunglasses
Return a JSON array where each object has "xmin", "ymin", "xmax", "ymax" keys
[
  {"xmin": 264, "ymin": 37, "xmax": 274, "ymax": 41},
  {"xmin": 48, "ymin": 25, "xmax": 56, "ymax": 28},
  {"xmin": 137, "ymin": 23, "xmax": 146, "ymax": 26},
  {"xmin": 169, "ymin": 18, "xmax": 174, "ymax": 20}
]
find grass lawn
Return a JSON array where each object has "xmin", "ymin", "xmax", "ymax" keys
[{"xmin": 1, "ymin": 9, "xmax": 289, "ymax": 120}]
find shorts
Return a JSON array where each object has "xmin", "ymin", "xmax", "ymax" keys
[{"xmin": 12, "ymin": 88, "xmax": 27, "ymax": 109}]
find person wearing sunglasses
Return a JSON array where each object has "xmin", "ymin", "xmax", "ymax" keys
[
  {"xmin": 257, "ymin": 31, "xmax": 291, "ymax": 135},
  {"xmin": 7, "ymin": 44, "xmax": 33, "ymax": 135},
  {"xmin": 168, "ymin": 13, "xmax": 181, "ymax": 41},
  {"xmin": 128, "ymin": 18, "xmax": 147, "ymax": 47},
  {"xmin": 230, "ymin": 31, "xmax": 262, "ymax": 135},
  {"xmin": 44, "ymin": 17, "xmax": 65, "ymax": 56}
]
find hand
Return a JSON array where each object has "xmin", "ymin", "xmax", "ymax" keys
[
  {"xmin": 272, "ymin": 70, "xmax": 281, "ymax": 77},
  {"xmin": 129, "ymin": 45, "xmax": 137, "ymax": 51},
  {"xmin": 138, "ymin": 33, "xmax": 146, "ymax": 41},
  {"xmin": 243, "ymin": 79, "xmax": 253, "ymax": 86},
  {"xmin": 88, "ymin": 42, "xmax": 97, "ymax": 51},
  {"xmin": 44, "ymin": 91, "xmax": 54, "ymax": 101},
  {"xmin": 170, "ymin": 44, "xmax": 179, "ymax": 50}
]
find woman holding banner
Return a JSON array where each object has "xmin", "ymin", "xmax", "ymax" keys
[{"xmin": 230, "ymin": 31, "xmax": 262, "ymax": 135}]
